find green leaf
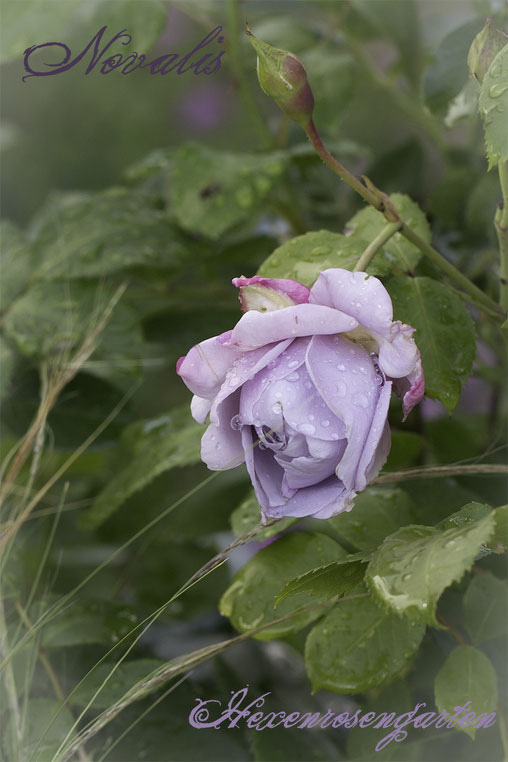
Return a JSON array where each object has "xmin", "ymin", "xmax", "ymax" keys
[
  {"xmin": 169, "ymin": 143, "xmax": 287, "ymax": 239},
  {"xmin": 463, "ymin": 573, "xmax": 508, "ymax": 644},
  {"xmin": 328, "ymin": 487, "xmax": 416, "ymax": 551},
  {"xmin": 275, "ymin": 558, "xmax": 365, "ymax": 607},
  {"xmin": 31, "ymin": 188, "xmax": 192, "ymax": 280},
  {"xmin": 479, "ymin": 44, "xmax": 508, "ymax": 167},
  {"xmin": 70, "ymin": 659, "xmax": 167, "ymax": 710},
  {"xmin": 3, "ymin": 280, "xmax": 143, "ymax": 389},
  {"xmin": 366, "ymin": 513, "xmax": 496, "ymax": 624},
  {"xmin": 423, "ymin": 19, "xmax": 485, "ymax": 114},
  {"xmin": 39, "ymin": 599, "xmax": 138, "ymax": 647},
  {"xmin": 258, "ymin": 231, "xmax": 368, "ymax": 285},
  {"xmin": 438, "ymin": 501, "xmax": 493, "ymax": 530},
  {"xmin": 230, "ymin": 491, "xmax": 297, "ymax": 540},
  {"xmin": 434, "ymin": 645, "xmax": 497, "ymax": 739},
  {"xmin": 305, "ymin": 595, "xmax": 425, "ymax": 694},
  {"xmin": 490, "ymin": 504, "xmax": 508, "ymax": 549},
  {"xmin": 0, "ymin": 220, "xmax": 33, "ymax": 309},
  {"xmin": 219, "ymin": 533, "xmax": 345, "ymax": 640},
  {"xmin": 386, "ymin": 276, "xmax": 476, "ymax": 412},
  {"xmin": 81, "ymin": 407, "xmax": 203, "ymax": 529},
  {"xmin": 345, "ymin": 193, "xmax": 430, "ymax": 275}
]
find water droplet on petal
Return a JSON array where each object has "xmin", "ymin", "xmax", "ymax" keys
[
  {"xmin": 230, "ymin": 414, "xmax": 243, "ymax": 430},
  {"xmin": 336, "ymin": 381, "xmax": 347, "ymax": 397}
]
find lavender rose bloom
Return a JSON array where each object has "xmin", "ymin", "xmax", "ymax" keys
[{"xmin": 177, "ymin": 269, "xmax": 424, "ymax": 521}]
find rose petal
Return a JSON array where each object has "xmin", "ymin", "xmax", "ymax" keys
[
  {"xmin": 210, "ymin": 340, "xmax": 292, "ymax": 427},
  {"xmin": 262, "ymin": 474, "xmax": 354, "ymax": 521},
  {"xmin": 275, "ymin": 443, "xmax": 345, "ymax": 490},
  {"xmin": 177, "ymin": 330, "xmax": 244, "ymax": 399},
  {"xmin": 232, "ymin": 275, "xmax": 310, "ymax": 311},
  {"xmin": 224, "ymin": 303, "xmax": 358, "ymax": 350},
  {"xmin": 190, "ymin": 395, "xmax": 212, "ymax": 424},
  {"xmin": 241, "ymin": 426, "xmax": 289, "ymax": 510},
  {"xmin": 305, "ymin": 334, "xmax": 380, "ymax": 492},
  {"xmin": 240, "ymin": 340, "xmax": 345, "ymax": 443},
  {"xmin": 355, "ymin": 380, "xmax": 392, "ymax": 490},
  {"xmin": 309, "ymin": 269, "xmax": 393, "ymax": 337},
  {"xmin": 238, "ymin": 339, "xmax": 310, "ymax": 430},
  {"xmin": 392, "ymin": 352, "xmax": 425, "ymax": 420},
  {"xmin": 377, "ymin": 321, "xmax": 418, "ymax": 378},
  {"xmin": 201, "ymin": 390, "xmax": 245, "ymax": 471}
]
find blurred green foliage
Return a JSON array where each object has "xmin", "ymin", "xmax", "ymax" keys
[{"xmin": 1, "ymin": 1, "xmax": 507, "ymax": 761}]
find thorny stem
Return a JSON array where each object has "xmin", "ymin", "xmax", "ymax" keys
[
  {"xmin": 354, "ymin": 221, "xmax": 402, "ymax": 272},
  {"xmin": 303, "ymin": 119, "xmax": 505, "ymax": 322},
  {"xmin": 495, "ymin": 160, "xmax": 508, "ymax": 316}
]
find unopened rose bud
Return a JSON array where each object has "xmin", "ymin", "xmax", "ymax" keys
[
  {"xmin": 468, "ymin": 18, "xmax": 508, "ymax": 84},
  {"xmin": 246, "ymin": 25, "xmax": 314, "ymax": 126}
]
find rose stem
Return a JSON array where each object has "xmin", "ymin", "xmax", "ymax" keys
[
  {"xmin": 353, "ymin": 221, "xmax": 402, "ymax": 272},
  {"xmin": 374, "ymin": 463, "xmax": 508, "ymax": 482},
  {"xmin": 303, "ymin": 118, "xmax": 505, "ymax": 321},
  {"xmin": 494, "ymin": 160, "xmax": 508, "ymax": 316}
]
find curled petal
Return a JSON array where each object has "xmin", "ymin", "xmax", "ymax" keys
[
  {"xmin": 262, "ymin": 474, "xmax": 354, "ymax": 521},
  {"xmin": 392, "ymin": 352, "xmax": 425, "ymax": 421},
  {"xmin": 355, "ymin": 381, "xmax": 392, "ymax": 491},
  {"xmin": 190, "ymin": 395, "xmax": 211, "ymax": 424},
  {"xmin": 309, "ymin": 269, "xmax": 393, "ymax": 337},
  {"xmin": 232, "ymin": 275, "xmax": 310, "ymax": 312},
  {"xmin": 224, "ymin": 304, "xmax": 358, "ymax": 350},
  {"xmin": 201, "ymin": 391, "xmax": 244, "ymax": 470},
  {"xmin": 241, "ymin": 426, "xmax": 288, "ymax": 510},
  {"xmin": 177, "ymin": 331, "xmax": 244, "ymax": 399},
  {"xmin": 210, "ymin": 340, "xmax": 292, "ymax": 427},
  {"xmin": 377, "ymin": 321, "xmax": 418, "ymax": 379}
]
